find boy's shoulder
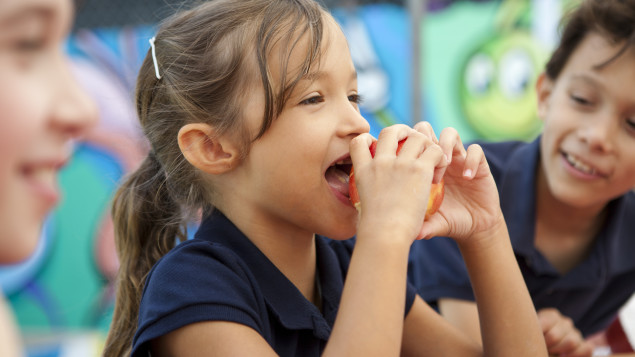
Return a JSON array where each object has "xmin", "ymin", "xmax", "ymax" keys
[
  {"xmin": 469, "ymin": 138, "xmax": 539, "ymax": 178},
  {"xmin": 471, "ymin": 139, "xmax": 532, "ymax": 159}
]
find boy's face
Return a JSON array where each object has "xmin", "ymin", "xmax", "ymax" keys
[
  {"xmin": 233, "ymin": 14, "xmax": 370, "ymax": 240},
  {"xmin": 537, "ymin": 32, "xmax": 635, "ymax": 209},
  {"xmin": 0, "ymin": 0, "xmax": 97, "ymax": 263}
]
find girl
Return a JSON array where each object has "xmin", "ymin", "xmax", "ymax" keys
[
  {"xmin": 0, "ymin": 0, "xmax": 98, "ymax": 355},
  {"xmin": 104, "ymin": 0, "xmax": 547, "ymax": 356}
]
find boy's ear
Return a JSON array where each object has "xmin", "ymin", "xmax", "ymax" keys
[
  {"xmin": 535, "ymin": 72, "xmax": 553, "ymax": 120},
  {"xmin": 177, "ymin": 123, "xmax": 240, "ymax": 175}
]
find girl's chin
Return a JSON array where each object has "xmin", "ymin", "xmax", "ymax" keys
[{"xmin": 0, "ymin": 230, "xmax": 41, "ymax": 264}]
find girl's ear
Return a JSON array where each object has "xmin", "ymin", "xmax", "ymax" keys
[
  {"xmin": 177, "ymin": 123, "xmax": 240, "ymax": 175},
  {"xmin": 535, "ymin": 72, "xmax": 553, "ymax": 121}
]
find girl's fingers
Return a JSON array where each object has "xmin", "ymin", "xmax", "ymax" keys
[
  {"xmin": 374, "ymin": 124, "xmax": 412, "ymax": 158},
  {"xmin": 462, "ymin": 143, "xmax": 487, "ymax": 179},
  {"xmin": 418, "ymin": 142, "xmax": 445, "ymax": 172},
  {"xmin": 349, "ymin": 133, "xmax": 375, "ymax": 165},
  {"xmin": 438, "ymin": 127, "xmax": 467, "ymax": 165},
  {"xmin": 413, "ymin": 121, "xmax": 439, "ymax": 144}
]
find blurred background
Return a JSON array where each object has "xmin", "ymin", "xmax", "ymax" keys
[{"xmin": 7, "ymin": 0, "xmax": 629, "ymax": 356}]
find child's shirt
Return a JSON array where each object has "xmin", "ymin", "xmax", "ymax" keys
[
  {"xmin": 408, "ymin": 137, "xmax": 635, "ymax": 337},
  {"xmin": 132, "ymin": 210, "xmax": 417, "ymax": 357}
]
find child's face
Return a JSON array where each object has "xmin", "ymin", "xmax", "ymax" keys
[
  {"xmin": 538, "ymin": 32, "xmax": 635, "ymax": 209},
  {"xmin": 0, "ymin": 0, "xmax": 97, "ymax": 263},
  {"xmin": 236, "ymin": 15, "xmax": 370, "ymax": 240}
]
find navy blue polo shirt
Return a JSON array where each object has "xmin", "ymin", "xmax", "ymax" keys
[
  {"xmin": 408, "ymin": 137, "xmax": 635, "ymax": 337},
  {"xmin": 132, "ymin": 210, "xmax": 416, "ymax": 356}
]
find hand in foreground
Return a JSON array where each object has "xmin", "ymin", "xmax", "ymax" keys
[
  {"xmin": 412, "ymin": 122, "xmax": 503, "ymax": 242},
  {"xmin": 539, "ymin": 308, "xmax": 593, "ymax": 357},
  {"xmin": 350, "ymin": 124, "xmax": 445, "ymax": 244}
]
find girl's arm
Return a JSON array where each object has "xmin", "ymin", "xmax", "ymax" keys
[
  {"xmin": 0, "ymin": 294, "xmax": 23, "ymax": 357},
  {"xmin": 401, "ymin": 123, "xmax": 548, "ymax": 356},
  {"xmin": 324, "ymin": 125, "xmax": 446, "ymax": 356},
  {"xmin": 402, "ymin": 217, "xmax": 547, "ymax": 356}
]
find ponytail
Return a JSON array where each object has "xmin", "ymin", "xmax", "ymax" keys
[{"xmin": 103, "ymin": 153, "xmax": 189, "ymax": 356}]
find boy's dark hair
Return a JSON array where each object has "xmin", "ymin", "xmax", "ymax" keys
[{"xmin": 546, "ymin": 0, "xmax": 635, "ymax": 79}]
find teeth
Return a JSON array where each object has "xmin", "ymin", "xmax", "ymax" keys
[{"xmin": 565, "ymin": 153, "xmax": 595, "ymax": 175}]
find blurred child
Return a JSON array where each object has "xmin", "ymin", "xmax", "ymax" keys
[
  {"xmin": 103, "ymin": 0, "xmax": 547, "ymax": 356},
  {"xmin": 408, "ymin": 0, "xmax": 635, "ymax": 356},
  {"xmin": 0, "ymin": 0, "xmax": 97, "ymax": 355}
]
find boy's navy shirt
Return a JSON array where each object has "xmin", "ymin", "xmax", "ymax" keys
[
  {"xmin": 408, "ymin": 136, "xmax": 635, "ymax": 337},
  {"xmin": 132, "ymin": 210, "xmax": 417, "ymax": 356}
]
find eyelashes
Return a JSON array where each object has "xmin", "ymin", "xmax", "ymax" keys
[
  {"xmin": 349, "ymin": 93, "xmax": 363, "ymax": 105},
  {"xmin": 299, "ymin": 93, "xmax": 364, "ymax": 106}
]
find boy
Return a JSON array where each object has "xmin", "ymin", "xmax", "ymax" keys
[{"xmin": 408, "ymin": 0, "xmax": 635, "ymax": 356}]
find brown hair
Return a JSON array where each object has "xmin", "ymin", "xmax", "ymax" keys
[
  {"xmin": 545, "ymin": 0, "xmax": 635, "ymax": 79},
  {"xmin": 102, "ymin": 0, "xmax": 326, "ymax": 355}
]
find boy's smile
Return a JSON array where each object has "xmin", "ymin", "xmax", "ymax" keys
[{"xmin": 538, "ymin": 32, "xmax": 635, "ymax": 210}]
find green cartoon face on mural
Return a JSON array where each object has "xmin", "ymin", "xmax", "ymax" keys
[{"xmin": 460, "ymin": 31, "xmax": 546, "ymax": 141}]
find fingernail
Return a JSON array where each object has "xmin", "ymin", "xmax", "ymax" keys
[
  {"xmin": 463, "ymin": 169, "xmax": 472, "ymax": 178},
  {"xmin": 445, "ymin": 154, "xmax": 451, "ymax": 163}
]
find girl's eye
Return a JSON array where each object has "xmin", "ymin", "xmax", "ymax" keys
[
  {"xmin": 349, "ymin": 94, "xmax": 363, "ymax": 104},
  {"xmin": 300, "ymin": 95, "xmax": 324, "ymax": 105},
  {"xmin": 627, "ymin": 118, "xmax": 635, "ymax": 130}
]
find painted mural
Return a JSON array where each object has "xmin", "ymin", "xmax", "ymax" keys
[{"xmin": 1, "ymin": 1, "xmax": 596, "ymax": 356}]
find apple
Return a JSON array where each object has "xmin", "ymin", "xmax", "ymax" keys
[{"xmin": 349, "ymin": 139, "xmax": 444, "ymax": 220}]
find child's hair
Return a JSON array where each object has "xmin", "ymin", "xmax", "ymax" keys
[
  {"xmin": 103, "ymin": 0, "xmax": 327, "ymax": 355},
  {"xmin": 546, "ymin": 0, "xmax": 635, "ymax": 80}
]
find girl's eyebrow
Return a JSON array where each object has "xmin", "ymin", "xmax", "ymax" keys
[
  {"xmin": 302, "ymin": 70, "xmax": 358, "ymax": 82},
  {"xmin": 302, "ymin": 71, "xmax": 324, "ymax": 81}
]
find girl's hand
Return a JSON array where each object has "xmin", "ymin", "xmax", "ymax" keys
[
  {"xmin": 412, "ymin": 122, "xmax": 503, "ymax": 242},
  {"xmin": 350, "ymin": 124, "xmax": 445, "ymax": 245}
]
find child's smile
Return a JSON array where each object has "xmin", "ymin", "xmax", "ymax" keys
[{"xmin": 539, "ymin": 32, "xmax": 635, "ymax": 208}]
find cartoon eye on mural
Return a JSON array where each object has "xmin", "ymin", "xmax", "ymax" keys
[{"xmin": 459, "ymin": 0, "xmax": 553, "ymax": 141}]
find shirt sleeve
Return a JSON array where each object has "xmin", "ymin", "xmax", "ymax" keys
[
  {"xmin": 408, "ymin": 237, "xmax": 475, "ymax": 305},
  {"xmin": 131, "ymin": 241, "xmax": 266, "ymax": 357},
  {"xmin": 328, "ymin": 237, "xmax": 417, "ymax": 318}
]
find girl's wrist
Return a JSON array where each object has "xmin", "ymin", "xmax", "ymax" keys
[
  {"xmin": 456, "ymin": 215, "xmax": 509, "ymax": 252},
  {"xmin": 355, "ymin": 223, "xmax": 415, "ymax": 252}
]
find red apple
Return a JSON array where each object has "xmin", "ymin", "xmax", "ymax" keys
[{"xmin": 349, "ymin": 139, "xmax": 444, "ymax": 220}]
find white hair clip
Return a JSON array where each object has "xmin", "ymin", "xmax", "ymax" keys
[{"xmin": 149, "ymin": 36, "xmax": 161, "ymax": 79}]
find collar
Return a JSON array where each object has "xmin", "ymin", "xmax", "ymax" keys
[
  {"xmin": 194, "ymin": 210, "xmax": 342, "ymax": 340},
  {"xmin": 496, "ymin": 137, "xmax": 541, "ymax": 258},
  {"xmin": 494, "ymin": 137, "xmax": 635, "ymax": 276}
]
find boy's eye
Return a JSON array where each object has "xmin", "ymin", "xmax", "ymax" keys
[
  {"xmin": 570, "ymin": 94, "xmax": 592, "ymax": 106},
  {"xmin": 300, "ymin": 95, "xmax": 324, "ymax": 105}
]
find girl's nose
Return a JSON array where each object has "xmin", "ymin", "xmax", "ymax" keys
[
  {"xmin": 51, "ymin": 56, "xmax": 99, "ymax": 139},
  {"xmin": 338, "ymin": 101, "xmax": 370, "ymax": 137}
]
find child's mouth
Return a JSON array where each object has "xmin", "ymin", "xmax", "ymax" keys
[
  {"xmin": 563, "ymin": 152, "xmax": 596, "ymax": 175},
  {"xmin": 325, "ymin": 159, "xmax": 352, "ymax": 198}
]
